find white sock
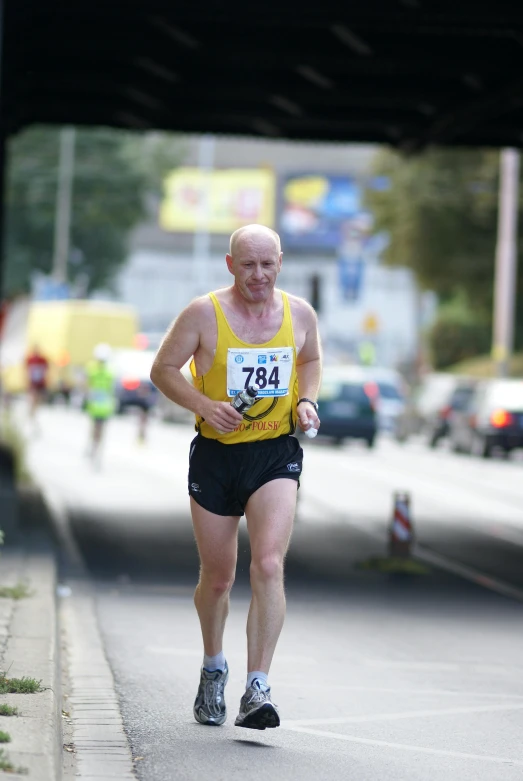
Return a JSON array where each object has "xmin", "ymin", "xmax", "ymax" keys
[
  {"xmin": 203, "ymin": 651, "xmax": 226, "ymax": 671},
  {"xmin": 247, "ymin": 671, "xmax": 269, "ymax": 690}
]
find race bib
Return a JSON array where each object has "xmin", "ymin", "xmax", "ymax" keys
[{"xmin": 227, "ymin": 348, "xmax": 294, "ymax": 397}]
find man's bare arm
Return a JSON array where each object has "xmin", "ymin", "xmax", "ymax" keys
[
  {"xmin": 295, "ymin": 301, "xmax": 322, "ymax": 432},
  {"xmin": 150, "ymin": 299, "xmax": 243, "ymax": 433}
]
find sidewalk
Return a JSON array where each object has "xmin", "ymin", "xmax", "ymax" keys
[{"xmin": 0, "ymin": 490, "xmax": 61, "ymax": 780}]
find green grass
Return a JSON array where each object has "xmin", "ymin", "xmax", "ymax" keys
[
  {"xmin": 0, "ymin": 409, "xmax": 31, "ymax": 487},
  {"xmin": 0, "ymin": 733, "xmax": 10, "ymax": 744},
  {"xmin": 447, "ymin": 351, "xmax": 523, "ymax": 378},
  {"xmin": 0, "ymin": 748, "xmax": 27, "ymax": 774},
  {"xmin": 0, "ymin": 706, "xmax": 18, "ymax": 717},
  {"xmin": 0, "ymin": 674, "xmax": 43, "ymax": 694},
  {"xmin": 0, "ymin": 583, "xmax": 32, "ymax": 600}
]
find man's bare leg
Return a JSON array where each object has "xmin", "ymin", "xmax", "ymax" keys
[
  {"xmin": 191, "ymin": 498, "xmax": 240, "ymax": 656},
  {"xmin": 245, "ymin": 478, "xmax": 297, "ymax": 673},
  {"xmin": 191, "ymin": 498, "xmax": 239, "ymax": 726}
]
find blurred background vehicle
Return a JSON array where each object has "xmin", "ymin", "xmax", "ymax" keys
[
  {"xmin": 449, "ymin": 378, "xmax": 523, "ymax": 458},
  {"xmin": 360, "ymin": 367, "xmax": 407, "ymax": 434},
  {"xmin": 425, "ymin": 378, "xmax": 477, "ymax": 448},
  {"xmin": 305, "ymin": 366, "xmax": 377, "ymax": 447},
  {"xmin": 394, "ymin": 373, "xmax": 472, "ymax": 444},
  {"xmin": 0, "ymin": 299, "xmax": 138, "ymax": 401},
  {"xmin": 109, "ymin": 348, "xmax": 158, "ymax": 415}
]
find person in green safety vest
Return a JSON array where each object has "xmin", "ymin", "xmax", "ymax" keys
[{"xmin": 85, "ymin": 342, "xmax": 115, "ymax": 468}]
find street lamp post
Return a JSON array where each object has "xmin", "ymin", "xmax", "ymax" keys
[
  {"xmin": 52, "ymin": 126, "xmax": 76, "ymax": 285},
  {"xmin": 492, "ymin": 148, "xmax": 520, "ymax": 379}
]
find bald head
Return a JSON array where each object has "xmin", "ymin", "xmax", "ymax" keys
[{"xmin": 229, "ymin": 224, "xmax": 281, "ymax": 258}]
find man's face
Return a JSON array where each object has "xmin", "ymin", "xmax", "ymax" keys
[{"xmin": 226, "ymin": 236, "xmax": 282, "ymax": 303}]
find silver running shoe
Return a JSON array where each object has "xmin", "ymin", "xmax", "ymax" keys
[
  {"xmin": 234, "ymin": 679, "xmax": 280, "ymax": 730},
  {"xmin": 193, "ymin": 663, "xmax": 229, "ymax": 726}
]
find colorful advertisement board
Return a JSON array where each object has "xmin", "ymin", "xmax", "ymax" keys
[
  {"xmin": 160, "ymin": 168, "xmax": 275, "ymax": 233},
  {"xmin": 279, "ymin": 174, "xmax": 362, "ymax": 249}
]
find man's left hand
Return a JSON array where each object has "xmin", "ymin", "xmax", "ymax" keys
[{"xmin": 297, "ymin": 401, "xmax": 320, "ymax": 435}]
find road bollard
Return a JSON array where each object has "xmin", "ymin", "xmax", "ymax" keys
[{"xmin": 388, "ymin": 491, "xmax": 413, "ymax": 558}]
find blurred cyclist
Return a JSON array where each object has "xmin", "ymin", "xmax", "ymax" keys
[
  {"xmin": 25, "ymin": 345, "xmax": 50, "ymax": 426},
  {"xmin": 85, "ymin": 343, "xmax": 115, "ymax": 468}
]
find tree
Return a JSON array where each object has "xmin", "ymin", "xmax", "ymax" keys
[
  {"xmin": 3, "ymin": 126, "xmax": 183, "ymax": 298},
  {"xmin": 365, "ymin": 147, "xmax": 523, "ymax": 344}
]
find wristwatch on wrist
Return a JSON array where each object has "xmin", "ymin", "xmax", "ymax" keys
[{"xmin": 297, "ymin": 397, "xmax": 318, "ymax": 412}]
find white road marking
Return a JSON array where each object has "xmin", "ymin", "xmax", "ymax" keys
[
  {"xmin": 281, "ymin": 725, "xmax": 523, "ymax": 766},
  {"xmin": 414, "ymin": 545, "xmax": 523, "ymax": 604},
  {"xmin": 284, "ymin": 701, "xmax": 523, "ymax": 727}
]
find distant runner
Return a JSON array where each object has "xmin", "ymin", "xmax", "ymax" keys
[
  {"xmin": 85, "ymin": 343, "xmax": 115, "ymax": 469},
  {"xmin": 25, "ymin": 345, "xmax": 50, "ymax": 425}
]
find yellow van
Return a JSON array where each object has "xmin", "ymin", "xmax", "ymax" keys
[{"xmin": 0, "ymin": 299, "xmax": 138, "ymax": 395}]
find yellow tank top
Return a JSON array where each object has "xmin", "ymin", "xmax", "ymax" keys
[{"xmin": 191, "ymin": 290, "xmax": 298, "ymax": 443}]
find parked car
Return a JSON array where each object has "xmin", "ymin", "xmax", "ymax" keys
[
  {"xmin": 425, "ymin": 379, "xmax": 477, "ymax": 447},
  {"xmin": 309, "ymin": 367, "xmax": 378, "ymax": 447},
  {"xmin": 395, "ymin": 373, "xmax": 471, "ymax": 443},
  {"xmin": 109, "ymin": 348, "xmax": 159, "ymax": 414},
  {"xmin": 449, "ymin": 378, "xmax": 523, "ymax": 457}
]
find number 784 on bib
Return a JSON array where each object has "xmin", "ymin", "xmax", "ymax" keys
[{"xmin": 226, "ymin": 348, "xmax": 294, "ymax": 398}]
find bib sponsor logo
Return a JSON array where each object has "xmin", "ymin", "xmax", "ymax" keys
[
  {"xmin": 233, "ymin": 420, "xmax": 282, "ymax": 433},
  {"xmin": 235, "ymin": 355, "xmax": 244, "ymax": 364},
  {"xmin": 270, "ymin": 354, "xmax": 278, "ymax": 362},
  {"xmin": 281, "ymin": 354, "xmax": 291, "ymax": 362},
  {"xmin": 258, "ymin": 354, "xmax": 267, "ymax": 364}
]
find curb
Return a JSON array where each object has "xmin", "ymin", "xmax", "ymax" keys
[{"xmin": 0, "ymin": 532, "xmax": 62, "ymax": 780}]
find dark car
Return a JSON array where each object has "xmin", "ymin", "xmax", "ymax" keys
[
  {"xmin": 110, "ymin": 349, "xmax": 159, "ymax": 414},
  {"xmin": 309, "ymin": 369, "xmax": 377, "ymax": 447},
  {"xmin": 449, "ymin": 378, "xmax": 523, "ymax": 457}
]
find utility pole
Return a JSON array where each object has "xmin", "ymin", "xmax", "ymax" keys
[
  {"xmin": 492, "ymin": 148, "xmax": 520, "ymax": 378},
  {"xmin": 52, "ymin": 127, "xmax": 76, "ymax": 284},
  {"xmin": 192, "ymin": 134, "xmax": 215, "ymax": 297}
]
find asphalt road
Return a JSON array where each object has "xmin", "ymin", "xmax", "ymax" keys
[{"xmin": 23, "ymin": 405, "xmax": 523, "ymax": 780}]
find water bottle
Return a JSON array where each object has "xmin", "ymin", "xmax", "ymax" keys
[{"xmin": 231, "ymin": 384, "xmax": 259, "ymax": 413}]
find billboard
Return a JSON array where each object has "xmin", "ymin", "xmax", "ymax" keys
[
  {"xmin": 279, "ymin": 174, "xmax": 362, "ymax": 249},
  {"xmin": 160, "ymin": 168, "xmax": 275, "ymax": 233}
]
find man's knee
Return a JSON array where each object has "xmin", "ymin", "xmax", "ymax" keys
[
  {"xmin": 250, "ymin": 553, "xmax": 284, "ymax": 584},
  {"xmin": 198, "ymin": 569, "xmax": 235, "ymax": 599}
]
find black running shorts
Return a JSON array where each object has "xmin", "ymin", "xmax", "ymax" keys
[{"xmin": 188, "ymin": 433, "xmax": 303, "ymax": 517}]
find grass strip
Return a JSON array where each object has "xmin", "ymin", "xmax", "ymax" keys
[
  {"xmin": 0, "ymin": 583, "xmax": 32, "ymax": 600},
  {"xmin": 0, "ymin": 732, "xmax": 10, "ymax": 744},
  {"xmin": 0, "ymin": 674, "xmax": 43, "ymax": 694},
  {"xmin": 0, "ymin": 705, "xmax": 18, "ymax": 717},
  {"xmin": 0, "ymin": 748, "xmax": 27, "ymax": 774}
]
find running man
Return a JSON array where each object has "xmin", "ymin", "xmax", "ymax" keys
[
  {"xmin": 85, "ymin": 343, "xmax": 115, "ymax": 468},
  {"xmin": 25, "ymin": 345, "xmax": 49, "ymax": 423},
  {"xmin": 151, "ymin": 224, "xmax": 322, "ymax": 730}
]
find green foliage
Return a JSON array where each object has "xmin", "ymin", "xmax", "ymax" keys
[
  {"xmin": 0, "ymin": 583, "xmax": 32, "ymax": 600},
  {"xmin": 0, "ymin": 674, "xmax": 43, "ymax": 694},
  {"xmin": 0, "ymin": 732, "xmax": 10, "ymax": 744},
  {"xmin": 365, "ymin": 147, "xmax": 523, "ymax": 345},
  {"xmin": 428, "ymin": 298, "xmax": 490, "ymax": 370},
  {"xmin": 4, "ymin": 126, "xmax": 184, "ymax": 298},
  {"xmin": 0, "ymin": 705, "xmax": 18, "ymax": 717}
]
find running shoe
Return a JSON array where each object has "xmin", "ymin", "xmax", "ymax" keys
[
  {"xmin": 193, "ymin": 663, "xmax": 229, "ymax": 726},
  {"xmin": 234, "ymin": 679, "xmax": 280, "ymax": 730}
]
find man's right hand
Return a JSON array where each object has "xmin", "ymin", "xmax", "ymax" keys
[{"xmin": 201, "ymin": 400, "xmax": 244, "ymax": 434}]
